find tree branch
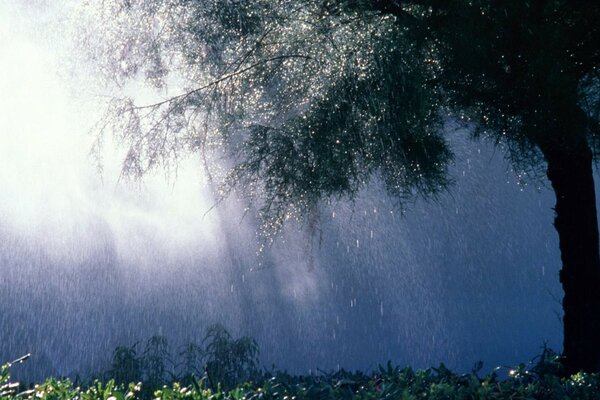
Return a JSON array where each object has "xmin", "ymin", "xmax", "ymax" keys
[{"xmin": 134, "ymin": 54, "xmax": 313, "ymax": 111}]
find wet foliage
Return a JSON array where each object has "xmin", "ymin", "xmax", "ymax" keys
[
  {"xmin": 79, "ymin": 0, "xmax": 600, "ymax": 226},
  {"xmin": 424, "ymin": 1, "xmax": 600, "ymax": 179},
  {"xmin": 79, "ymin": 0, "xmax": 453, "ymax": 235},
  {"xmin": 104, "ymin": 325, "xmax": 260, "ymax": 395},
  {"xmin": 4, "ymin": 347, "xmax": 600, "ymax": 400}
]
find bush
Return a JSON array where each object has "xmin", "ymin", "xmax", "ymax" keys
[
  {"xmin": 5, "ymin": 344, "xmax": 600, "ymax": 399},
  {"xmin": 106, "ymin": 325, "xmax": 259, "ymax": 392}
]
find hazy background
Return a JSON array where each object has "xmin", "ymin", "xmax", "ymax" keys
[{"xmin": 0, "ymin": 1, "xmax": 565, "ymax": 381}]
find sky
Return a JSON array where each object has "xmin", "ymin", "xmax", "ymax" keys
[{"xmin": 0, "ymin": 0, "xmax": 568, "ymax": 381}]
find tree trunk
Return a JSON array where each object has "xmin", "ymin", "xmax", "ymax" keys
[{"xmin": 541, "ymin": 138, "xmax": 600, "ymax": 374}]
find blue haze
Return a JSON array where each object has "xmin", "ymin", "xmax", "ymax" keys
[{"xmin": 0, "ymin": 0, "xmax": 570, "ymax": 383}]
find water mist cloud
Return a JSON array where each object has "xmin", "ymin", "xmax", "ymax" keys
[
  {"xmin": 0, "ymin": 0, "xmax": 565, "ymax": 382},
  {"xmin": 0, "ymin": 1, "xmax": 225, "ymax": 265}
]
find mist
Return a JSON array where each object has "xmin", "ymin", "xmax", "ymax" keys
[{"xmin": 0, "ymin": 1, "xmax": 566, "ymax": 381}]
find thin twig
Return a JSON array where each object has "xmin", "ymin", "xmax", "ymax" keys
[{"xmin": 133, "ymin": 54, "xmax": 313, "ymax": 110}]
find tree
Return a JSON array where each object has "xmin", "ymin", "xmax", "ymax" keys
[
  {"xmin": 415, "ymin": 1, "xmax": 600, "ymax": 375},
  {"xmin": 79, "ymin": 0, "xmax": 600, "ymax": 373}
]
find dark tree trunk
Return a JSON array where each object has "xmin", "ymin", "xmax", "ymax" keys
[{"xmin": 541, "ymin": 137, "xmax": 600, "ymax": 374}]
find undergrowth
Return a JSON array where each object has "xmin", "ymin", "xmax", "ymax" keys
[{"xmin": 2, "ymin": 335, "xmax": 598, "ymax": 400}]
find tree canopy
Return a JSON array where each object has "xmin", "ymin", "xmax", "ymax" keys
[
  {"xmin": 82, "ymin": 0, "xmax": 453, "ymax": 231},
  {"xmin": 82, "ymin": 0, "xmax": 600, "ymax": 224}
]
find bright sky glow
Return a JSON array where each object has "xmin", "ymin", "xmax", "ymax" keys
[
  {"xmin": 0, "ymin": 3, "xmax": 222, "ymax": 262},
  {"xmin": 0, "ymin": 10, "xmax": 81, "ymax": 224}
]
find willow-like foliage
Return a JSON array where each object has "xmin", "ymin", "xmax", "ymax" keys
[
  {"xmin": 78, "ymin": 0, "xmax": 452, "ymax": 233},
  {"xmin": 80, "ymin": 0, "xmax": 599, "ymax": 231}
]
